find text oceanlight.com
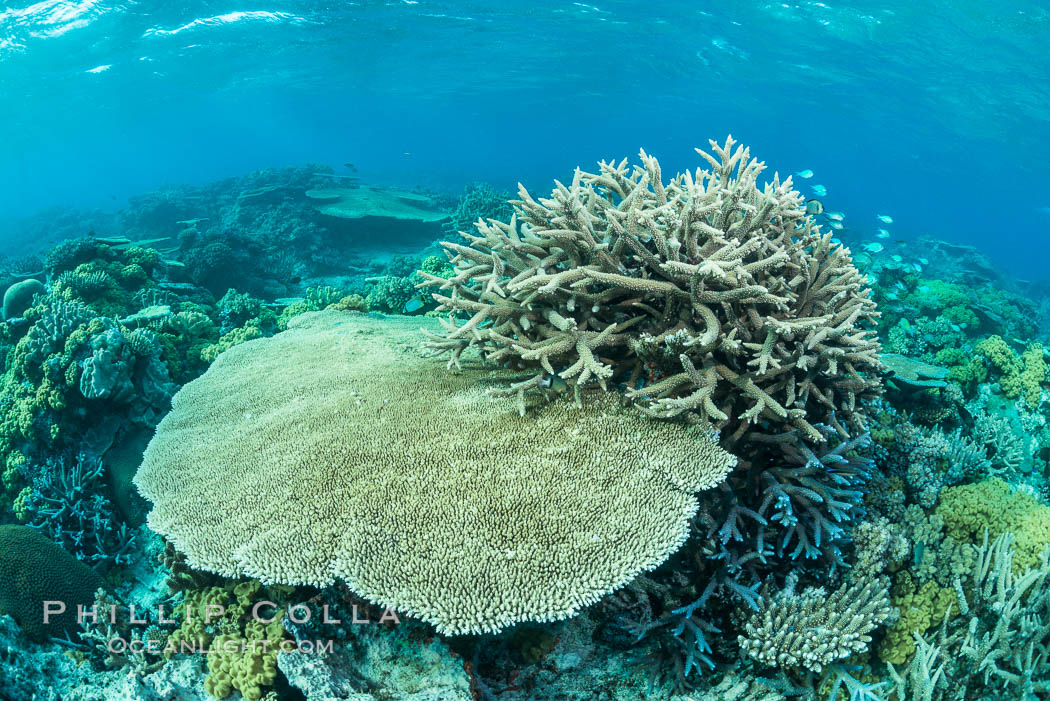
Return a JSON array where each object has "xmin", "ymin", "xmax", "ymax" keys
[{"xmin": 42, "ymin": 599, "xmax": 401, "ymax": 654}]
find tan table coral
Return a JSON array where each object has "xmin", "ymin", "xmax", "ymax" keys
[
  {"xmin": 134, "ymin": 311, "xmax": 735, "ymax": 635},
  {"xmin": 305, "ymin": 185, "xmax": 449, "ymax": 222}
]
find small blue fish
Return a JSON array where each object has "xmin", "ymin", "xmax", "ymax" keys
[
  {"xmin": 403, "ymin": 298, "xmax": 425, "ymax": 313},
  {"xmin": 885, "ymin": 291, "xmax": 899, "ymax": 300},
  {"xmin": 831, "ymin": 238, "xmax": 841, "ymax": 245},
  {"xmin": 876, "ymin": 229, "xmax": 890, "ymax": 239},
  {"xmin": 862, "ymin": 242, "xmax": 884, "ymax": 253},
  {"xmin": 826, "ymin": 211, "xmax": 845, "ymax": 221},
  {"xmin": 796, "ymin": 169, "xmax": 814, "ymax": 179},
  {"xmin": 811, "ymin": 184, "xmax": 827, "ymax": 196},
  {"xmin": 918, "ymin": 257, "xmax": 929, "ymax": 265},
  {"xmin": 877, "ymin": 214, "xmax": 894, "ymax": 224},
  {"xmin": 917, "ymin": 285, "xmax": 931, "ymax": 293},
  {"xmin": 892, "ymin": 254, "xmax": 903, "ymax": 263},
  {"xmin": 828, "ymin": 221, "xmax": 844, "ymax": 230}
]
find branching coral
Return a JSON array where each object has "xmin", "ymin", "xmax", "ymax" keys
[
  {"xmin": 632, "ymin": 428, "xmax": 876, "ymax": 691},
  {"xmin": 884, "ymin": 421, "xmax": 991, "ymax": 508},
  {"xmin": 419, "ymin": 136, "xmax": 882, "ymax": 447},
  {"xmin": 16, "ymin": 452, "xmax": 135, "ymax": 567},
  {"xmin": 694, "ymin": 428, "xmax": 875, "ymax": 589},
  {"xmin": 739, "ymin": 573, "xmax": 893, "ymax": 674},
  {"xmin": 887, "ymin": 532, "xmax": 1050, "ymax": 698}
]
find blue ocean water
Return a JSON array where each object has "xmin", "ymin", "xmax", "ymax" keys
[{"xmin": 2, "ymin": 1, "xmax": 1048, "ymax": 276}]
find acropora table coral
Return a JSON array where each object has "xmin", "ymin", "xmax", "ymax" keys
[{"xmin": 134, "ymin": 312, "xmax": 736, "ymax": 635}]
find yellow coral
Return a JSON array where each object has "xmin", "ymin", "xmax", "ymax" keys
[
  {"xmin": 167, "ymin": 579, "xmax": 288, "ymax": 699},
  {"xmin": 878, "ymin": 573, "xmax": 955, "ymax": 664},
  {"xmin": 1019, "ymin": 343, "xmax": 1046, "ymax": 408},
  {"xmin": 975, "ymin": 336, "xmax": 1046, "ymax": 408},
  {"xmin": 204, "ymin": 619, "xmax": 285, "ymax": 701},
  {"xmin": 326, "ymin": 294, "xmax": 367, "ymax": 312},
  {"xmin": 937, "ymin": 478, "xmax": 1050, "ymax": 572}
]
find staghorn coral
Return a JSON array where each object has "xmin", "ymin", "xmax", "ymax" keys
[
  {"xmin": 630, "ymin": 428, "xmax": 876, "ymax": 692},
  {"xmin": 135, "ymin": 311, "xmax": 735, "ymax": 635},
  {"xmin": 887, "ymin": 532, "xmax": 1050, "ymax": 698},
  {"xmin": 443, "ymin": 182, "xmax": 515, "ymax": 240},
  {"xmin": 739, "ymin": 573, "xmax": 893, "ymax": 674},
  {"xmin": 16, "ymin": 452, "xmax": 135, "ymax": 567},
  {"xmin": 419, "ymin": 136, "xmax": 883, "ymax": 447}
]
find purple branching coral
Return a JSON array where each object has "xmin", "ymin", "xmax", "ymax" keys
[
  {"xmin": 633, "ymin": 426, "xmax": 875, "ymax": 690},
  {"xmin": 17, "ymin": 452, "xmax": 135, "ymax": 568},
  {"xmin": 698, "ymin": 426, "xmax": 874, "ymax": 574}
]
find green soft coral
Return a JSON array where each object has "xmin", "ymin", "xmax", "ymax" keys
[
  {"xmin": 937, "ymin": 478, "xmax": 1050, "ymax": 573},
  {"xmin": 168, "ymin": 580, "xmax": 289, "ymax": 701},
  {"xmin": 975, "ymin": 336, "xmax": 1045, "ymax": 407},
  {"xmin": 878, "ymin": 574, "xmax": 956, "ymax": 665}
]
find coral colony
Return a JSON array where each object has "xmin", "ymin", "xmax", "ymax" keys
[{"xmin": 3, "ymin": 138, "xmax": 1050, "ymax": 700}]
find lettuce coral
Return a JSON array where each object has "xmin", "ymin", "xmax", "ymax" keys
[{"xmin": 936, "ymin": 477, "xmax": 1050, "ymax": 572}]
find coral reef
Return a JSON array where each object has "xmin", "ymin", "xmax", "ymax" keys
[
  {"xmin": 937, "ymin": 477, "xmax": 1050, "ymax": 573},
  {"xmin": 7, "ymin": 152, "xmax": 1050, "ymax": 701},
  {"xmin": 887, "ymin": 532, "xmax": 1050, "ymax": 699},
  {"xmin": 442, "ymin": 182, "xmax": 515, "ymax": 239},
  {"xmin": 135, "ymin": 312, "xmax": 735, "ymax": 635},
  {"xmin": 739, "ymin": 573, "xmax": 893, "ymax": 674},
  {"xmin": 2, "ymin": 278, "xmax": 45, "ymax": 320},
  {"xmin": 420, "ymin": 137, "xmax": 883, "ymax": 448},
  {"xmin": 0, "ymin": 524, "xmax": 105, "ymax": 641}
]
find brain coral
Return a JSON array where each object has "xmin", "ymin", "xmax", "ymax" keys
[
  {"xmin": 135, "ymin": 311, "xmax": 735, "ymax": 635},
  {"xmin": 0, "ymin": 525, "xmax": 105, "ymax": 641},
  {"xmin": 420, "ymin": 136, "xmax": 883, "ymax": 447},
  {"xmin": 2, "ymin": 278, "xmax": 45, "ymax": 320}
]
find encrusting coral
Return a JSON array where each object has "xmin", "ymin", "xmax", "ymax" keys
[
  {"xmin": 135, "ymin": 311, "xmax": 736, "ymax": 635},
  {"xmin": 419, "ymin": 136, "xmax": 883, "ymax": 448}
]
